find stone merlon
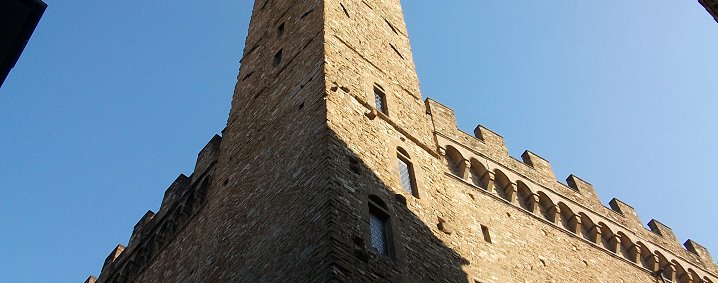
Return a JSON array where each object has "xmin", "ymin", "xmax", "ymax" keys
[
  {"xmin": 192, "ymin": 134, "xmax": 222, "ymax": 185},
  {"xmin": 649, "ymin": 219, "xmax": 679, "ymax": 243},
  {"xmin": 160, "ymin": 174, "xmax": 190, "ymax": 213},
  {"xmin": 686, "ymin": 239, "xmax": 715, "ymax": 263},
  {"xmin": 520, "ymin": 150, "xmax": 555, "ymax": 180},
  {"xmin": 100, "ymin": 244, "xmax": 125, "ymax": 275}
]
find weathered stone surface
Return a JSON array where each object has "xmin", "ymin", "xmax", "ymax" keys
[{"xmin": 87, "ymin": 1, "xmax": 717, "ymax": 282}]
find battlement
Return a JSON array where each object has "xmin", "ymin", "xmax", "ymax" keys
[
  {"xmin": 425, "ymin": 98, "xmax": 718, "ymax": 281},
  {"xmin": 89, "ymin": 135, "xmax": 221, "ymax": 282}
]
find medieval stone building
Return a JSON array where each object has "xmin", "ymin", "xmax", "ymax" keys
[{"xmin": 86, "ymin": 1, "xmax": 717, "ymax": 282}]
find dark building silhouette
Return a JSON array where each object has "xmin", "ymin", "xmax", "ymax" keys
[
  {"xmin": 700, "ymin": 0, "xmax": 718, "ymax": 23},
  {"xmin": 0, "ymin": 0, "xmax": 46, "ymax": 88}
]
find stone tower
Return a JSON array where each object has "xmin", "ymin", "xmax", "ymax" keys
[{"xmin": 88, "ymin": 1, "xmax": 718, "ymax": 282}]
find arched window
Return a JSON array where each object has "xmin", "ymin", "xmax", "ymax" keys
[
  {"xmin": 444, "ymin": 146, "xmax": 464, "ymax": 177},
  {"xmin": 396, "ymin": 147, "xmax": 417, "ymax": 196},
  {"xmin": 368, "ymin": 195, "xmax": 391, "ymax": 256}
]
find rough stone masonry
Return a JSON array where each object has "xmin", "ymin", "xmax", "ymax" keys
[{"xmin": 86, "ymin": 0, "xmax": 718, "ymax": 282}]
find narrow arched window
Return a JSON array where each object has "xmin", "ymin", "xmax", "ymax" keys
[
  {"xmin": 369, "ymin": 195, "xmax": 391, "ymax": 256},
  {"xmin": 396, "ymin": 147, "xmax": 416, "ymax": 196}
]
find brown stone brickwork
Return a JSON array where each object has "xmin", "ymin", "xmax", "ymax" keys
[{"xmin": 88, "ymin": 0, "xmax": 717, "ymax": 282}]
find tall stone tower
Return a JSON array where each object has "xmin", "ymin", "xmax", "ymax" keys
[{"xmin": 88, "ymin": 1, "xmax": 718, "ymax": 282}]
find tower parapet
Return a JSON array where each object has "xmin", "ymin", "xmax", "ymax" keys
[
  {"xmin": 426, "ymin": 98, "xmax": 718, "ymax": 279},
  {"xmin": 88, "ymin": 135, "xmax": 221, "ymax": 282}
]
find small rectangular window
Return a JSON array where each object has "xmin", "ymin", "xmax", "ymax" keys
[
  {"xmin": 277, "ymin": 22, "xmax": 285, "ymax": 38},
  {"xmin": 273, "ymin": 49, "xmax": 283, "ymax": 67},
  {"xmin": 397, "ymin": 157, "xmax": 415, "ymax": 195},
  {"xmin": 369, "ymin": 211, "xmax": 389, "ymax": 255},
  {"xmin": 481, "ymin": 225, "xmax": 492, "ymax": 243},
  {"xmin": 374, "ymin": 85, "xmax": 387, "ymax": 114}
]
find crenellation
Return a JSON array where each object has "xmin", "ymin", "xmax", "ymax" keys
[
  {"xmin": 565, "ymin": 174, "xmax": 603, "ymax": 210},
  {"xmin": 431, "ymin": 111, "xmax": 717, "ymax": 279},
  {"xmin": 608, "ymin": 198, "xmax": 643, "ymax": 232},
  {"xmin": 425, "ymin": 98, "xmax": 458, "ymax": 138},
  {"xmin": 128, "ymin": 210, "xmax": 155, "ymax": 247},
  {"xmin": 191, "ymin": 134, "xmax": 222, "ymax": 185},
  {"xmin": 159, "ymin": 174, "xmax": 190, "ymax": 213},
  {"xmin": 520, "ymin": 150, "xmax": 556, "ymax": 182},
  {"xmin": 648, "ymin": 219, "xmax": 680, "ymax": 244},
  {"xmin": 473, "ymin": 125, "xmax": 509, "ymax": 156},
  {"xmin": 100, "ymin": 244, "xmax": 125, "ymax": 276},
  {"xmin": 686, "ymin": 240, "xmax": 715, "ymax": 264}
]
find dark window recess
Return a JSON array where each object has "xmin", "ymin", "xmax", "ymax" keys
[
  {"xmin": 300, "ymin": 8, "xmax": 314, "ymax": 20},
  {"xmin": 370, "ymin": 212, "xmax": 388, "ymax": 255},
  {"xmin": 260, "ymin": 0, "xmax": 269, "ymax": 10},
  {"xmin": 349, "ymin": 157, "xmax": 361, "ymax": 175},
  {"xmin": 277, "ymin": 22, "xmax": 285, "ymax": 38},
  {"xmin": 384, "ymin": 18, "xmax": 398, "ymax": 35},
  {"xmin": 273, "ymin": 49, "xmax": 283, "ymax": 67},
  {"xmin": 481, "ymin": 225, "xmax": 492, "ymax": 243},
  {"xmin": 368, "ymin": 199, "xmax": 390, "ymax": 256},
  {"xmin": 390, "ymin": 43, "xmax": 405, "ymax": 60},
  {"xmin": 242, "ymin": 71, "xmax": 254, "ymax": 81},
  {"xmin": 373, "ymin": 85, "xmax": 387, "ymax": 114},
  {"xmin": 340, "ymin": 3, "xmax": 350, "ymax": 18},
  {"xmin": 362, "ymin": 0, "xmax": 374, "ymax": 10}
]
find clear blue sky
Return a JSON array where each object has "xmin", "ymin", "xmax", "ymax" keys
[{"xmin": 1, "ymin": 1, "xmax": 716, "ymax": 282}]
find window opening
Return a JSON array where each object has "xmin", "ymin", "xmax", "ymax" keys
[
  {"xmin": 390, "ymin": 43, "xmax": 405, "ymax": 60},
  {"xmin": 277, "ymin": 22, "xmax": 285, "ymax": 38},
  {"xmin": 368, "ymin": 196, "xmax": 390, "ymax": 256},
  {"xmin": 374, "ymin": 85, "xmax": 387, "ymax": 114},
  {"xmin": 300, "ymin": 9, "xmax": 315, "ymax": 20},
  {"xmin": 384, "ymin": 18, "xmax": 398, "ymax": 35},
  {"xmin": 369, "ymin": 211, "xmax": 388, "ymax": 255},
  {"xmin": 273, "ymin": 49, "xmax": 283, "ymax": 67},
  {"xmin": 397, "ymin": 155, "xmax": 415, "ymax": 196},
  {"xmin": 340, "ymin": 3, "xmax": 350, "ymax": 18},
  {"xmin": 481, "ymin": 225, "xmax": 492, "ymax": 243}
]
